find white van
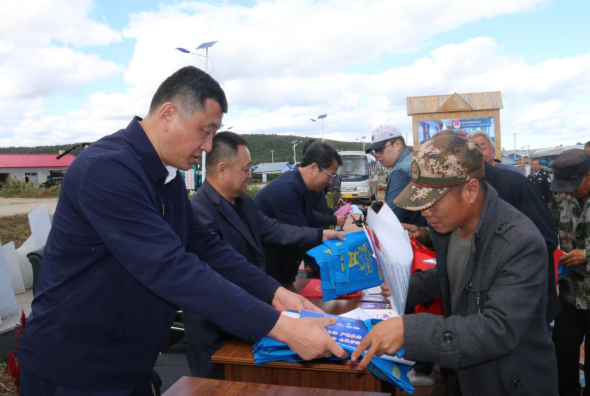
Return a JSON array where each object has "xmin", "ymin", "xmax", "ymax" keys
[{"xmin": 337, "ymin": 151, "xmax": 379, "ymax": 201}]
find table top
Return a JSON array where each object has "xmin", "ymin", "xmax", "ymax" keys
[
  {"xmin": 212, "ymin": 278, "xmax": 370, "ymax": 373},
  {"xmin": 162, "ymin": 376, "xmax": 389, "ymax": 396}
]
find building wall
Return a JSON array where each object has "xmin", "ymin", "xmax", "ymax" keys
[{"xmin": 0, "ymin": 167, "xmax": 69, "ymax": 183}]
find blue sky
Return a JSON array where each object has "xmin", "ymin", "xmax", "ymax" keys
[{"xmin": 1, "ymin": 0, "xmax": 589, "ymax": 150}]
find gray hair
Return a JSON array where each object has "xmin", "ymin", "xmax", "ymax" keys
[{"xmin": 467, "ymin": 130, "xmax": 495, "ymax": 152}]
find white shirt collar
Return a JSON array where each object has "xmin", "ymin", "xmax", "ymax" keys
[{"xmin": 165, "ymin": 165, "xmax": 177, "ymax": 184}]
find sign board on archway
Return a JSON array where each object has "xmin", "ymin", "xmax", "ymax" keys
[{"xmin": 407, "ymin": 91, "xmax": 503, "ymax": 159}]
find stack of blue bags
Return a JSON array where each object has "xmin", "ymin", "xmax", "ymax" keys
[
  {"xmin": 253, "ymin": 310, "xmax": 414, "ymax": 394},
  {"xmin": 307, "ymin": 230, "xmax": 383, "ymax": 301}
]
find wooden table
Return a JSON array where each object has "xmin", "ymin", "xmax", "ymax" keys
[
  {"xmin": 212, "ymin": 279, "xmax": 396, "ymax": 394},
  {"xmin": 162, "ymin": 377, "xmax": 390, "ymax": 396}
]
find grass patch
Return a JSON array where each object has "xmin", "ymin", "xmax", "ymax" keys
[
  {"xmin": 0, "ymin": 360, "xmax": 16, "ymax": 394},
  {"xmin": 245, "ymin": 183, "xmax": 261, "ymax": 198},
  {"xmin": 0, "ymin": 214, "xmax": 31, "ymax": 248},
  {"xmin": 0, "ymin": 178, "xmax": 60, "ymax": 199}
]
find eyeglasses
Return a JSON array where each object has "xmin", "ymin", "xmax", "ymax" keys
[
  {"xmin": 373, "ymin": 142, "xmax": 394, "ymax": 155},
  {"xmin": 319, "ymin": 167, "xmax": 337, "ymax": 179}
]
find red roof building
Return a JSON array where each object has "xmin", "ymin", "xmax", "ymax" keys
[
  {"xmin": 0, "ymin": 154, "xmax": 77, "ymax": 185},
  {"xmin": 0, "ymin": 154, "xmax": 76, "ymax": 168}
]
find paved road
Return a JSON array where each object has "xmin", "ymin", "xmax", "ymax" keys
[{"xmin": 0, "ymin": 198, "xmax": 58, "ymax": 217}]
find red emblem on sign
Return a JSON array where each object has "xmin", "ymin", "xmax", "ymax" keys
[{"xmin": 453, "ymin": 119, "xmax": 461, "ymax": 128}]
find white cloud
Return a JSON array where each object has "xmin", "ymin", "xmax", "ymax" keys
[
  {"xmin": 121, "ymin": 0, "xmax": 548, "ymax": 83},
  {"xmin": 0, "ymin": 0, "xmax": 123, "ymax": 99},
  {"xmin": 0, "ymin": 0, "xmax": 121, "ymax": 48},
  {"xmin": 3, "ymin": 0, "xmax": 590, "ymax": 151}
]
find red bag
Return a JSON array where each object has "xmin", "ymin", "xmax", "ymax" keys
[{"xmin": 410, "ymin": 239, "xmax": 444, "ymax": 316}]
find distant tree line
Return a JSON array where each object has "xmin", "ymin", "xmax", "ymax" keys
[
  {"xmin": 0, "ymin": 135, "xmax": 369, "ymax": 165},
  {"xmin": 0, "ymin": 143, "xmax": 86, "ymax": 157}
]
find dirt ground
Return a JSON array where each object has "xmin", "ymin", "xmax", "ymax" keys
[
  {"xmin": 0, "ymin": 214, "xmax": 31, "ymax": 248},
  {"xmin": 0, "ymin": 198, "xmax": 59, "ymax": 205}
]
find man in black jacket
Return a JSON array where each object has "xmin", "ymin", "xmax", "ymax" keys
[
  {"xmin": 254, "ymin": 141, "xmax": 343, "ymax": 284},
  {"xmin": 186, "ymin": 132, "xmax": 345, "ymax": 378},
  {"xmin": 483, "ymin": 161, "xmax": 560, "ymax": 324}
]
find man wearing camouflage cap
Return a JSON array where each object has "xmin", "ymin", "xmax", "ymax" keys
[
  {"xmin": 352, "ymin": 134, "xmax": 557, "ymax": 396},
  {"xmin": 548, "ymin": 149, "xmax": 590, "ymax": 396}
]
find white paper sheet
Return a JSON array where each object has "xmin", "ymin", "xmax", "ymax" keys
[
  {"xmin": 366, "ymin": 204, "xmax": 413, "ymax": 317},
  {"xmin": 366, "ymin": 285, "xmax": 383, "ymax": 295}
]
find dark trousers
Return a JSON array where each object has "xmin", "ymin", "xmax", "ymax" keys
[
  {"xmin": 20, "ymin": 367, "xmax": 152, "ymax": 396},
  {"xmin": 553, "ymin": 298, "xmax": 590, "ymax": 396},
  {"xmin": 186, "ymin": 345, "xmax": 225, "ymax": 380}
]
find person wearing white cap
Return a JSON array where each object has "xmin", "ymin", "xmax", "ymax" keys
[{"xmin": 365, "ymin": 125, "xmax": 425, "ymax": 225}]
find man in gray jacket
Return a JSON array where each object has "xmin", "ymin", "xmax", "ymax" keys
[{"xmin": 352, "ymin": 134, "xmax": 557, "ymax": 396}]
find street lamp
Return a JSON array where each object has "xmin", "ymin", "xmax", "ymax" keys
[
  {"xmin": 356, "ymin": 136, "xmax": 367, "ymax": 151},
  {"xmin": 176, "ymin": 41, "xmax": 218, "ymax": 183},
  {"xmin": 176, "ymin": 40, "xmax": 218, "ymax": 74},
  {"xmin": 310, "ymin": 114, "xmax": 328, "ymax": 141},
  {"xmin": 291, "ymin": 140, "xmax": 302, "ymax": 164}
]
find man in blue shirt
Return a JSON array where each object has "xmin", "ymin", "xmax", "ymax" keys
[
  {"xmin": 18, "ymin": 66, "xmax": 346, "ymax": 395},
  {"xmin": 254, "ymin": 141, "xmax": 342, "ymax": 284},
  {"xmin": 366, "ymin": 125, "xmax": 424, "ymax": 225}
]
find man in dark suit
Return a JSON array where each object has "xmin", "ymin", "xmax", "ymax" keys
[
  {"xmin": 527, "ymin": 159, "xmax": 553, "ymax": 204},
  {"xmin": 185, "ymin": 132, "xmax": 345, "ymax": 378},
  {"xmin": 254, "ymin": 141, "xmax": 343, "ymax": 284},
  {"xmin": 17, "ymin": 66, "xmax": 346, "ymax": 395}
]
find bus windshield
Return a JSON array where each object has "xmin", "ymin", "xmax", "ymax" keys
[{"xmin": 338, "ymin": 156, "xmax": 369, "ymax": 181}]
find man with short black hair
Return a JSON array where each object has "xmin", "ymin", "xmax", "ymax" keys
[
  {"xmin": 527, "ymin": 159, "xmax": 552, "ymax": 204},
  {"xmin": 185, "ymin": 132, "xmax": 345, "ymax": 378},
  {"xmin": 352, "ymin": 134, "xmax": 557, "ymax": 396},
  {"xmin": 549, "ymin": 149, "xmax": 590, "ymax": 396},
  {"xmin": 254, "ymin": 141, "xmax": 342, "ymax": 284},
  {"xmin": 366, "ymin": 125, "xmax": 425, "ymax": 225},
  {"xmin": 584, "ymin": 141, "xmax": 590, "ymax": 155},
  {"xmin": 302, "ymin": 139, "xmax": 346, "ymax": 229},
  {"xmin": 17, "ymin": 66, "xmax": 346, "ymax": 395}
]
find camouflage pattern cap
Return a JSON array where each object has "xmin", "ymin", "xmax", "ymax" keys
[{"xmin": 394, "ymin": 134, "xmax": 484, "ymax": 211}]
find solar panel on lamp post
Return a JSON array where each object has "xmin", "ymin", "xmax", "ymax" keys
[
  {"xmin": 356, "ymin": 135, "xmax": 367, "ymax": 151},
  {"xmin": 310, "ymin": 114, "xmax": 328, "ymax": 141},
  {"xmin": 175, "ymin": 41, "xmax": 218, "ymax": 183}
]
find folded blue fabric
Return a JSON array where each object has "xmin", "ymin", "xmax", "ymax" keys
[
  {"xmin": 307, "ymin": 230, "xmax": 383, "ymax": 301},
  {"xmin": 253, "ymin": 310, "xmax": 414, "ymax": 393}
]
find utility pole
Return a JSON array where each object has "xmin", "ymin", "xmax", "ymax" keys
[
  {"xmin": 513, "ymin": 133, "xmax": 517, "ymax": 164},
  {"xmin": 270, "ymin": 149, "xmax": 275, "ymax": 163},
  {"xmin": 527, "ymin": 144, "xmax": 531, "ymax": 161},
  {"xmin": 291, "ymin": 140, "xmax": 301, "ymax": 165}
]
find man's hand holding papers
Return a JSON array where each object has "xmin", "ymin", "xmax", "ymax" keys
[
  {"xmin": 271, "ymin": 286, "xmax": 324, "ymax": 313},
  {"xmin": 559, "ymin": 248, "xmax": 586, "ymax": 268},
  {"xmin": 350, "ymin": 317, "xmax": 405, "ymax": 370},
  {"xmin": 380, "ymin": 282, "xmax": 392, "ymax": 298},
  {"xmin": 267, "ymin": 314, "xmax": 348, "ymax": 360},
  {"xmin": 401, "ymin": 223, "xmax": 428, "ymax": 241},
  {"xmin": 322, "ymin": 230, "xmax": 346, "ymax": 241}
]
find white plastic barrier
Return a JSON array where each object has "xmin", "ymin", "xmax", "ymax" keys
[{"xmin": 2, "ymin": 241, "xmax": 25, "ymax": 294}]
